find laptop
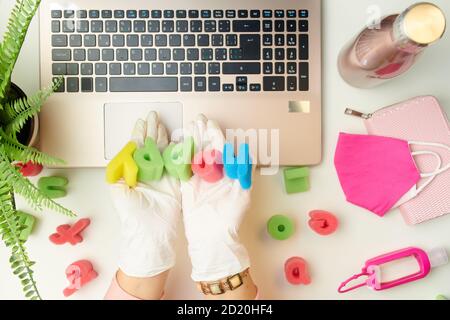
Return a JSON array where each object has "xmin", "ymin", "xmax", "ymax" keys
[{"xmin": 38, "ymin": 0, "xmax": 322, "ymax": 168}]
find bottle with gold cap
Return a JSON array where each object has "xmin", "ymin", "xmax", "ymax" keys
[{"xmin": 338, "ymin": 2, "xmax": 446, "ymax": 88}]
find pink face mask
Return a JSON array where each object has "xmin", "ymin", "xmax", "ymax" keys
[{"xmin": 334, "ymin": 133, "xmax": 450, "ymax": 217}]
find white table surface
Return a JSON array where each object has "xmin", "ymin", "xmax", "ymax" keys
[{"xmin": 1, "ymin": 0, "xmax": 449, "ymax": 300}]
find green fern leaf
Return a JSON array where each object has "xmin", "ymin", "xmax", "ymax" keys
[
  {"xmin": 0, "ymin": 128, "xmax": 65, "ymax": 165},
  {"xmin": 3, "ymin": 78, "xmax": 62, "ymax": 135},
  {"xmin": 0, "ymin": 180, "xmax": 41, "ymax": 300},
  {"xmin": 0, "ymin": 0, "xmax": 42, "ymax": 103},
  {"xmin": 0, "ymin": 149, "xmax": 76, "ymax": 217}
]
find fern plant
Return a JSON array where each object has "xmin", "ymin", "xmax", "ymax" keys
[{"xmin": 0, "ymin": 0, "xmax": 75, "ymax": 300}]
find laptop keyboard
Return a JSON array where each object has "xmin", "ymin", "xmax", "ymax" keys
[{"xmin": 50, "ymin": 9, "xmax": 309, "ymax": 93}]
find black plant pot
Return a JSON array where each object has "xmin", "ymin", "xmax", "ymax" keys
[{"xmin": 8, "ymin": 83, "xmax": 39, "ymax": 147}]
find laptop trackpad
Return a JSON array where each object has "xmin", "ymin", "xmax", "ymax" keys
[{"xmin": 104, "ymin": 102, "xmax": 183, "ymax": 160}]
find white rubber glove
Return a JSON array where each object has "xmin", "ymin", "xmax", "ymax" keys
[
  {"xmin": 181, "ymin": 115, "xmax": 252, "ymax": 282},
  {"xmin": 110, "ymin": 112, "xmax": 181, "ymax": 278}
]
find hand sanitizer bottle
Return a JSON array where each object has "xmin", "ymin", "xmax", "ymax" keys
[{"xmin": 338, "ymin": 2, "xmax": 446, "ymax": 88}]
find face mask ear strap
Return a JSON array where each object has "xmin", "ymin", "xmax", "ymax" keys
[{"xmin": 409, "ymin": 141, "xmax": 450, "ymax": 177}]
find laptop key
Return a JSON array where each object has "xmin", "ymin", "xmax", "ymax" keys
[
  {"xmin": 54, "ymin": 77, "xmax": 65, "ymax": 92},
  {"xmin": 176, "ymin": 10, "xmax": 187, "ymax": 18},
  {"xmin": 124, "ymin": 63, "xmax": 136, "ymax": 75},
  {"xmin": 76, "ymin": 20, "xmax": 89, "ymax": 33},
  {"xmin": 275, "ymin": 34, "xmax": 284, "ymax": 46},
  {"xmin": 81, "ymin": 63, "xmax": 93, "ymax": 75},
  {"xmin": 299, "ymin": 62, "xmax": 309, "ymax": 91},
  {"xmin": 164, "ymin": 10, "xmax": 175, "ymax": 18},
  {"xmin": 109, "ymin": 63, "xmax": 121, "ymax": 75},
  {"xmin": 263, "ymin": 76, "xmax": 285, "ymax": 91},
  {"xmin": 201, "ymin": 10, "xmax": 211, "ymax": 19},
  {"xmin": 52, "ymin": 63, "xmax": 66, "ymax": 75},
  {"xmin": 110, "ymin": 77, "xmax": 178, "ymax": 92},
  {"xmin": 176, "ymin": 21, "xmax": 189, "ymax": 32},
  {"xmin": 131, "ymin": 48, "xmax": 143, "ymax": 61},
  {"xmin": 112, "ymin": 35, "xmax": 124, "ymax": 47},
  {"xmin": 180, "ymin": 63, "xmax": 192, "ymax": 75},
  {"xmin": 275, "ymin": 10, "xmax": 284, "ymax": 18},
  {"xmin": 212, "ymin": 35, "xmax": 223, "ymax": 46},
  {"xmin": 275, "ymin": 62, "xmax": 284, "ymax": 74},
  {"xmin": 299, "ymin": 20, "xmax": 309, "ymax": 32},
  {"xmin": 81, "ymin": 77, "xmax": 93, "ymax": 92},
  {"xmin": 238, "ymin": 10, "xmax": 248, "ymax": 18},
  {"xmin": 151, "ymin": 10, "xmax": 162, "ymax": 19},
  {"xmin": 152, "ymin": 63, "xmax": 164, "ymax": 75},
  {"xmin": 201, "ymin": 49, "xmax": 213, "ymax": 61},
  {"xmin": 250, "ymin": 10, "xmax": 260, "ymax": 18},
  {"xmin": 144, "ymin": 49, "xmax": 157, "ymax": 61},
  {"xmin": 169, "ymin": 34, "xmax": 181, "ymax": 47},
  {"xmin": 127, "ymin": 34, "xmax": 139, "ymax": 47},
  {"xmin": 183, "ymin": 35, "xmax": 195, "ymax": 46},
  {"xmin": 188, "ymin": 10, "xmax": 199, "ymax": 18},
  {"xmin": 287, "ymin": 10, "xmax": 296, "ymax": 18},
  {"xmin": 62, "ymin": 20, "xmax": 75, "ymax": 32},
  {"xmin": 263, "ymin": 48, "xmax": 272, "ymax": 60},
  {"xmin": 73, "ymin": 49, "xmax": 86, "ymax": 61},
  {"xmin": 134, "ymin": 20, "xmax": 146, "ymax": 33},
  {"xmin": 51, "ymin": 10, "xmax": 62, "ymax": 19},
  {"xmin": 208, "ymin": 77, "xmax": 220, "ymax": 91},
  {"xmin": 287, "ymin": 34, "xmax": 296, "ymax": 46},
  {"xmin": 223, "ymin": 84, "xmax": 234, "ymax": 91},
  {"xmin": 52, "ymin": 35, "xmax": 67, "ymax": 47},
  {"xmin": 218, "ymin": 20, "xmax": 230, "ymax": 32},
  {"xmin": 250, "ymin": 83, "xmax": 261, "ymax": 91},
  {"xmin": 159, "ymin": 48, "xmax": 171, "ymax": 61},
  {"xmin": 240, "ymin": 34, "xmax": 261, "ymax": 60},
  {"xmin": 287, "ymin": 20, "xmax": 296, "ymax": 32},
  {"xmin": 275, "ymin": 20, "xmax": 284, "ymax": 32},
  {"xmin": 223, "ymin": 62, "xmax": 260, "ymax": 74},
  {"xmin": 197, "ymin": 35, "xmax": 209, "ymax": 47},
  {"xmin": 52, "ymin": 21, "xmax": 60, "ymax": 33},
  {"xmin": 138, "ymin": 63, "xmax": 150, "ymax": 75},
  {"xmin": 98, "ymin": 35, "xmax": 110, "ymax": 47},
  {"xmin": 91, "ymin": 20, "xmax": 103, "ymax": 33},
  {"xmin": 275, "ymin": 48, "xmax": 285, "ymax": 60},
  {"xmin": 87, "ymin": 49, "xmax": 100, "ymax": 61},
  {"xmin": 102, "ymin": 10, "xmax": 112, "ymax": 18},
  {"xmin": 232, "ymin": 20, "xmax": 260, "ymax": 32},
  {"xmin": 162, "ymin": 21, "xmax": 175, "ymax": 33},
  {"xmin": 95, "ymin": 77, "xmax": 107, "ymax": 92},
  {"xmin": 263, "ymin": 62, "xmax": 273, "ymax": 74},
  {"xmin": 127, "ymin": 10, "xmax": 137, "ymax": 19},
  {"xmin": 114, "ymin": 10, "xmax": 125, "ymax": 18},
  {"xmin": 67, "ymin": 63, "xmax": 79, "ymax": 75},
  {"xmin": 213, "ymin": 10, "xmax": 223, "ymax": 18},
  {"xmin": 263, "ymin": 34, "xmax": 272, "ymax": 46},
  {"xmin": 194, "ymin": 62, "xmax": 206, "ymax": 75},
  {"xmin": 229, "ymin": 48, "xmax": 243, "ymax": 60},
  {"xmin": 166, "ymin": 63, "xmax": 178, "ymax": 75},
  {"xmin": 287, "ymin": 48, "xmax": 297, "ymax": 60},
  {"xmin": 287, "ymin": 76, "xmax": 297, "ymax": 91},
  {"xmin": 69, "ymin": 35, "xmax": 82, "ymax": 47},
  {"xmin": 116, "ymin": 49, "xmax": 128, "ymax": 61},
  {"xmin": 173, "ymin": 48, "xmax": 185, "ymax": 61},
  {"xmin": 52, "ymin": 49, "xmax": 71, "ymax": 61},
  {"xmin": 190, "ymin": 20, "xmax": 202, "ymax": 32},
  {"xmin": 204, "ymin": 20, "xmax": 216, "ymax": 32},
  {"xmin": 120, "ymin": 20, "xmax": 132, "ymax": 33},
  {"xmin": 263, "ymin": 20, "xmax": 272, "ymax": 32},
  {"xmin": 139, "ymin": 10, "xmax": 150, "ymax": 18},
  {"xmin": 287, "ymin": 62, "xmax": 296, "ymax": 74},
  {"xmin": 95, "ymin": 63, "xmax": 107, "ymax": 75},
  {"xmin": 84, "ymin": 35, "xmax": 96, "ymax": 47},
  {"xmin": 64, "ymin": 10, "xmax": 75, "ymax": 18},
  {"xmin": 180, "ymin": 77, "xmax": 192, "ymax": 91},
  {"xmin": 225, "ymin": 10, "xmax": 236, "ymax": 18},
  {"xmin": 105, "ymin": 21, "xmax": 117, "ymax": 33},
  {"xmin": 89, "ymin": 10, "xmax": 99, "ymax": 19},
  {"xmin": 67, "ymin": 77, "xmax": 79, "ymax": 92},
  {"xmin": 299, "ymin": 35, "xmax": 309, "ymax": 60},
  {"xmin": 102, "ymin": 49, "xmax": 114, "ymax": 61},
  {"xmin": 194, "ymin": 77, "xmax": 206, "ymax": 92},
  {"xmin": 263, "ymin": 10, "xmax": 272, "ymax": 18},
  {"xmin": 187, "ymin": 48, "xmax": 199, "ymax": 61},
  {"xmin": 215, "ymin": 48, "xmax": 227, "ymax": 60},
  {"xmin": 155, "ymin": 35, "xmax": 167, "ymax": 46},
  {"xmin": 208, "ymin": 63, "xmax": 220, "ymax": 74},
  {"xmin": 141, "ymin": 35, "xmax": 153, "ymax": 47}
]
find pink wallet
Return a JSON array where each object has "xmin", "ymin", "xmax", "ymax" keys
[{"xmin": 347, "ymin": 96, "xmax": 450, "ymax": 225}]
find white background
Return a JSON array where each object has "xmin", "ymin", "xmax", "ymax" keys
[{"xmin": 0, "ymin": 0, "xmax": 449, "ymax": 300}]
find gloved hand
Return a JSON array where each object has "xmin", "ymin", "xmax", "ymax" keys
[
  {"xmin": 181, "ymin": 115, "xmax": 253, "ymax": 282},
  {"xmin": 110, "ymin": 112, "xmax": 181, "ymax": 278}
]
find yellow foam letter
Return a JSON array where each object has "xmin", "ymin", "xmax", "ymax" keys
[{"xmin": 106, "ymin": 141, "xmax": 138, "ymax": 187}]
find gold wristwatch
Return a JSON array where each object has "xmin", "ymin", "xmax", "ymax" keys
[{"xmin": 197, "ymin": 269, "xmax": 249, "ymax": 295}]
